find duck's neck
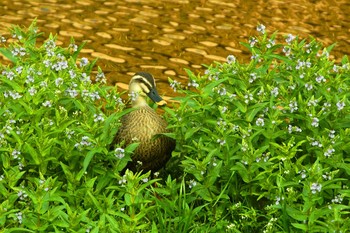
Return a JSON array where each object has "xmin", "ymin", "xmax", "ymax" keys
[{"xmin": 132, "ymin": 95, "xmax": 149, "ymax": 108}]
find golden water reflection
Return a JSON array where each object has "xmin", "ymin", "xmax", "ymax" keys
[{"xmin": 0, "ymin": 0, "xmax": 350, "ymax": 96}]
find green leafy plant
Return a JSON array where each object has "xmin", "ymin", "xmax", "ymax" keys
[
  {"xmin": 167, "ymin": 24, "xmax": 350, "ymax": 232},
  {"xmin": 0, "ymin": 20, "xmax": 148, "ymax": 232}
]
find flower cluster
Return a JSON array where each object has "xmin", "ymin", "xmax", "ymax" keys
[
  {"xmin": 74, "ymin": 136, "xmax": 92, "ymax": 151},
  {"xmin": 310, "ymin": 183, "xmax": 322, "ymax": 194}
]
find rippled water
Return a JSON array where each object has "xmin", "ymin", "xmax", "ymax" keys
[{"xmin": 0, "ymin": 0, "xmax": 350, "ymax": 96}]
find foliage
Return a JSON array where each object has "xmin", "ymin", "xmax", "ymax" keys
[
  {"xmin": 0, "ymin": 21, "xmax": 350, "ymax": 232},
  {"xmin": 167, "ymin": 26, "xmax": 350, "ymax": 232},
  {"xmin": 0, "ymin": 20, "xmax": 143, "ymax": 232}
]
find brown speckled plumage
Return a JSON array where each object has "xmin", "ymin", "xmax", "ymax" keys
[{"xmin": 112, "ymin": 72, "xmax": 175, "ymax": 172}]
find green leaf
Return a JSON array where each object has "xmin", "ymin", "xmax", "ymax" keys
[
  {"xmin": 246, "ymin": 102, "xmax": 269, "ymax": 122},
  {"xmin": 234, "ymin": 100, "xmax": 247, "ymax": 113},
  {"xmin": 202, "ymin": 78, "xmax": 228, "ymax": 96},
  {"xmin": 113, "ymin": 211, "xmax": 131, "ymax": 222},
  {"xmin": 4, "ymin": 228, "xmax": 35, "ymax": 233},
  {"xmin": 60, "ymin": 162, "xmax": 73, "ymax": 182},
  {"xmin": 291, "ymin": 223, "xmax": 307, "ymax": 231},
  {"xmin": 76, "ymin": 147, "xmax": 103, "ymax": 181},
  {"xmin": 87, "ymin": 191, "xmax": 103, "ymax": 212},
  {"xmin": 185, "ymin": 127, "xmax": 200, "ymax": 140},
  {"xmin": 0, "ymin": 76, "xmax": 23, "ymax": 92},
  {"xmin": 24, "ymin": 142, "xmax": 41, "ymax": 165},
  {"xmin": 151, "ymin": 221, "xmax": 159, "ymax": 233},
  {"xmin": 0, "ymin": 48, "xmax": 18, "ymax": 63},
  {"xmin": 286, "ymin": 207, "xmax": 308, "ymax": 221}
]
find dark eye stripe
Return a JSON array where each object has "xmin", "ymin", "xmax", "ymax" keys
[
  {"xmin": 134, "ymin": 72, "xmax": 156, "ymax": 87},
  {"xmin": 133, "ymin": 75, "xmax": 154, "ymax": 90}
]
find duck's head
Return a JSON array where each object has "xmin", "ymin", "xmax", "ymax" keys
[{"xmin": 129, "ymin": 72, "xmax": 167, "ymax": 107}]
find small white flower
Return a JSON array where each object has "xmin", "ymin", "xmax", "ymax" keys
[
  {"xmin": 40, "ymin": 81, "xmax": 48, "ymax": 88},
  {"xmin": 336, "ymin": 101, "xmax": 345, "ymax": 111},
  {"xmin": 55, "ymin": 78, "xmax": 64, "ymax": 87},
  {"xmin": 221, "ymin": 106, "xmax": 228, "ymax": 113},
  {"xmin": 90, "ymin": 92, "xmax": 101, "ymax": 101},
  {"xmin": 322, "ymin": 102, "xmax": 331, "ymax": 112},
  {"xmin": 249, "ymin": 37, "xmax": 258, "ymax": 47},
  {"xmin": 93, "ymin": 113, "xmax": 104, "ymax": 122},
  {"xmin": 316, "ymin": 75, "xmax": 326, "ymax": 83},
  {"xmin": 227, "ymin": 223, "xmax": 235, "ymax": 230},
  {"xmin": 81, "ymin": 136, "xmax": 91, "ymax": 146},
  {"xmin": 43, "ymin": 59, "xmax": 51, "ymax": 67},
  {"xmin": 69, "ymin": 43, "xmax": 78, "ymax": 52},
  {"xmin": 311, "ymin": 183, "xmax": 322, "ymax": 194},
  {"xmin": 66, "ymin": 129, "xmax": 75, "ymax": 139},
  {"xmin": 333, "ymin": 65, "xmax": 339, "ymax": 72},
  {"xmin": 188, "ymin": 80, "xmax": 199, "ymax": 88},
  {"xmin": 244, "ymin": 93, "xmax": 253, "ymax": 103},
  {"xmin": 307, "ymin": 99, "xmax": 319, "ymax": 107},
  {"xmin": 75, "ymin": 136, "xmax": 92, "ymax": 150},
  {"xmin": 170, "ymin": 80, "xmax": 181, "ymax": 92},
  {"xmin": 15, "ymin": 212, "xmax": 23, "ymax": 224},
  {"xmin": 12, "ymin": 149, "xmax": 21, "ymax": 159},
  {"xmin": 66, "ymin": 88, "xmax": 78, "ymax": 98},
  {"xmin": 42, "ymin": 100, "xmax": 52, "ymax": 107},
  {"xmin": 283, "ymin": 46, "xmax": 291, "ymax": 56},
  {"xmin": 285, "ymin": 34, "xmax": 296, "ymax": 44},
  {"xmin": 310, "ymin": 139, "xmax": 322, "ymax": 147},
  {"xmin": 331, "ymin": 194, "xmax": 343, "ymax": 204},
  {"xmin": 256, "ymin": 117, "xmax": 264, "ymax": 127},
  {"xmin": 15, "ymin": 66, "xmax": 23, "ymax": 74},
  {"xmin": 298, "ymin": 170, "xmax": 307, "ymax": 179},
  {"xmin": 328, "ymin": 130, "xmax": 335, "ymax": 139},
  {"xmin": 324, "ymin": 148, "xmax": 335, "ymax": 157},
  {"xmin": 114, "ymin": 148, "xmax": 125, "ymax": 159},
  {"xmin": 296, "ymin": 60, "xmax": 305, "ymax": 70},
  {"xmin": 69, "ymin": 70, "xmax": 76, "ymax": 79},
  {"xmin": 232, "ymin": 125, "xmax": 239, "ymax": 131},
  {"xmin": 128, "ymin": 91, "xmax": 139, "ymax": 102},
  {"xmin": 226, "ymin": 54, "xmax": 236, "ymax": 64},
  {"xmin": 305, "ymin": 83, "xmax": 313, "ymax": 91},
  {"xmin": 119, "ymin": 175, "xmax": 127, "ymax": 185},
  {"xmin": 266, "ymin": 39, "xmax": 275, "ymax": 48},
  {"xmin": 26, "ymin": 75, "xmax": 34, "ymax": 84},
  {"xmin": 217, "ymin": 118, "xmax": 227, "ymax": 128},
  {"xmin": 217, "ymin": 138, "xmax": 226, "ymax": 146},
  {"xmin": 80, "ymin": 73, "xmax": 91, "ymax": 85},
  {"xmin": 95, "ymin": 72, "xmax": 106, "ymax": 83},
  {"xmin": 189, "ymin": 179, "xmax": 197, "ymax": 189},
  {"xmin": 275, "ymin": 196, "xmax": 284, "ymax": 205},
  {"xmin": 249, "ymin": 73, "xmax": 258, "ymax": 83},
  {"xmin": 217, "ymin": 87, "xmax": 227, "ymax": 96},
  {"xmin": 45, "ymin": 39, "xmax": 56, "ymax": 50},
  {"xmin": 256, "ymin": 24, "xmax": 266, "ymax": 34},
  {"xmin": 289, "ymin": 100, "xmax": 298, "ymax": 113},
  {"xmin": 80, "ymin": 57, "xmax": 89, "ymax": 67},
  {"xmin": 271, "ymin": 87, "xmax": 279, "ymax": 97}
]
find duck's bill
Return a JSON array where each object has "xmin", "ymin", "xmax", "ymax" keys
[{"xmin": 147, "ymin": 88, "xmax": 166, "ymax": 105}]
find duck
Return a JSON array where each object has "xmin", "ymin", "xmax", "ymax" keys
[{"xmin": 112, "ymin": 72, "xmax": 175, "ymax": 173}]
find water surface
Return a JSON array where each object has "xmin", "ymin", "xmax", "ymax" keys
[{"xmin": 0, "ymin": 0, "xmax": 349, "ymax": 96}]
